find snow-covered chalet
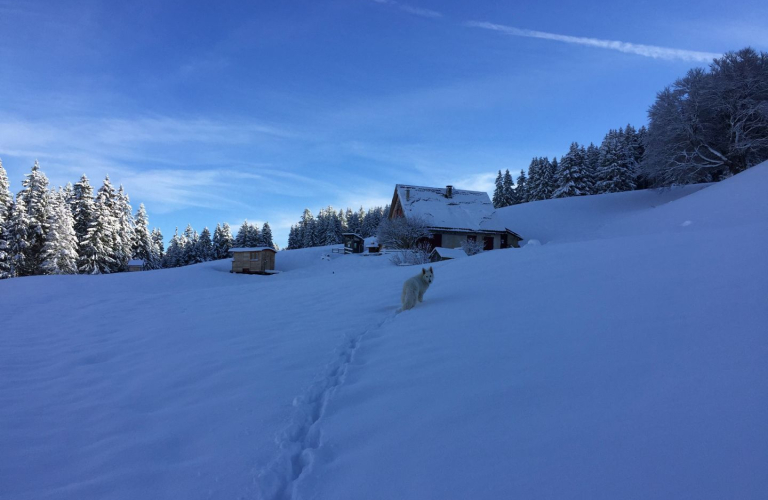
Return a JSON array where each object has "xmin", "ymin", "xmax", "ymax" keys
[{"xmin": 388, "ymin": 184, "xmax": 523, "ymax": 250}]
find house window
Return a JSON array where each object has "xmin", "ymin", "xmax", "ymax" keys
[
  {"xmin": 250, "ymin": 252, "xmax": 260, "ymax": 261},
  {"xmin": 500, "ymin": 234, "xmax": 508, "ymax": 248}
]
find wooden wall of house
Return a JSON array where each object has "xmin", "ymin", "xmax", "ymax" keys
[{"xmin": 232, "ymin": 251, "xmax": 276, "ymax": 273}]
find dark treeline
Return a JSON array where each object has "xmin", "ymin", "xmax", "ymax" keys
[
  {"xmin": 494, "ymin": 47, "xmax": 768, "ymax": 208},
  {"xmin": 287, "ymin": 205, "xmax": 390, "ymax": 249},
  {"xmin": 0, "ymin": 160, "xmax": 274, "ymax": 279}
]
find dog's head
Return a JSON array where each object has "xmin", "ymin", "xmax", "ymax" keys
[{"xmin": 421, "ymin": 266, "xmax": 434, "ymax": 284}]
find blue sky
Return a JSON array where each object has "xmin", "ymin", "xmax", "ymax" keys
[{"xmin": 1, "ymin": 0, "xmax": 766, "ymax": 247}]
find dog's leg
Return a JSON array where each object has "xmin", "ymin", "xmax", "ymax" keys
[{"xmin": 418, "ymin": 290, "xmax": 424, "ymax": 302}]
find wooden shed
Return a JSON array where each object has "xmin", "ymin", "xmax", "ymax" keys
[
  {"xmin": 230, "ymin": 247, "xmax": 277, "ymax": 274},
  {"xmin": 365, "ymin": 236, "xmax": 381, "ymax": 253},
  {"xmin": 342, "ymin": 233, "xmax": 364, "ymax": 254},
  {"xmin": 127, "ymin": 259, "xmax": 145, "ymax": 272}
]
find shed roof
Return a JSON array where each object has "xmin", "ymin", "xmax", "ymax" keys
[
  {"xmin": 392, "ymin": 184, "xmax": 507, "ymax": 233},
  {"xmin": 127, "ymin": 259, "xmax": 144, "ymax": 266},
  {"xmin": 342, "ymin": 233, "xmax": 364, "ymax": 240},
  {"xmin": 364, "ymin": 236, "xmax": 379, "ymax": 246},
  {"xmin": 229, "ymin": 247, "xmax": 277, "ymax": 253},
  {"xmin": 429, "ymin": 247, "xmax": 468, "ymax": 260}
]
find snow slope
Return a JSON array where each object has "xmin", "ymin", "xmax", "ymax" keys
[{"xmin": 1, "ymin": 164, "xmax": 766, "ymax": 500}]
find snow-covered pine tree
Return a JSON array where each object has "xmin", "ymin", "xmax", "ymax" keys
[
  {"xmin": 164, "ymin": 227, "xmax": 186, "ymax": 268},
  {"xmin": 0, "ymin": 197, "xmax": 30, "ymax": 279},
  {"xmin": 235, "ymin": 221, "xmax": 249, "ymax": 248},
  {"xmin": 72, "ymin": 175, "xmax": 94, "ymax": 265},
  {"xmin": 492, "ymin": 170, "xmax": 505, "ymax": 208},
  {"xmin": 260, "ymin": 222, "xmax": 274, "ymax": 249},
  {"xmin": 219, "ymin": 223, "xmax": 233, "ymax": 257},
  {"xmin": 60, "ymin": 182, "xmax": 74, "ymax": 210},
  {"xmin": 553, "ymin": 143, "xmax": 590, "ymax": 198},
  {"xmin": 287, "ymin": 225, "xmax": 298, "ymax": 249},
  {"xmin": 300, "ymin": 209, "xmax": 315, "ymax": 248},
  {"xmin": 150, "ymin": 228, "xmax": 165, "ymax": 264},
  {"xmin": 526, "ymin": 158, "xmax": 541, "ymax": 201},
  {"xmin": 78, "ymin": 186, "xmax": 117, "ymax": 275},
  {"xmin": 113, "ymin": 186, "xmax": 135, "ymax": 272},
  {"xmin": 597, "ymin": 130, "xmax": 637, "ymax": 193},
  {"xmin": 132, "ymin": 204, "xmax": 157, "ymax": 269},
  {"xmin": 584, "ymin": 143, "xmax": 600, "ymax": 195},
  {"xmin": 246, "ymin": 223, "xmax": 260, "ymax": 247},
  {"xmin": 502, "ymin": 169, "xmax": 516, "ymax": 206},
  {"xmin": 547, "ymin": 157, "xmax": 559, "ymax": 198},
  {"xmin": 0, "ymin": 159, "xmax": 12, "ymax": 227},
  {"xmin": 40, "ymin": 191, "xmax": 78, "ymax": 275},
  {"xmin": 515, "ymin": 169, "xmax": 529, "ymax": 204},
  {"xmin": 17, "ymin": 160, "xmax": 50, "ymax": 275},
  {"xmin": 197, "ymin": 227, "xmax": 213, "ymax": 261},
  {"xmin": 182, "ymin": 224, "xmax": 200, "ymax": 265},
  {"xmin": 337, "ymin": 209, "xmax": 346, "ymax": 235}
]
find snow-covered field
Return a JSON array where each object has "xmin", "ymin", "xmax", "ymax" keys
[{"xmin": 1, "ymin": 164, "xmax": 767, "ymax": 500}]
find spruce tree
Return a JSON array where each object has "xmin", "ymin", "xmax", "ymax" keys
[
  {"xmin": 72, "ymin": 175, "xmax": 95, "ymax": 264},
  {"xmin": 492, "ymin": 170, "xmax": 505, "ymax": 208},
  {"xmin": 40, "ymin": 192, "xmax": 78, "ymax": 275},
  {"xmin": 132, "ymin": 204, "xmax": 157, "ymax": 269},
  {"xmin": 585, "ymin": 143, "xmax": 600, "ymax": 194},
  {"xmin": 218, "ymin": 223, "xmax": 234, "ymax": 257},
  {"xmin": 78, "ymin": 186, "xmax": 117, "ymax": 274},
  {"xmin": 0, "ymin": 159, "xmax": 12, "ymax": 226},
  {"xmin": 548, "ymin": 157, "xmax": 559, "ymax": 197},
  {"xmin": 113, "ymin": 186, "xmax": 134, "ymax": 272},
  {"xmin": 261, "ymin": 222, "xmax": 274, "ymax": 249},
  {"xmin": 17, "ymin": 161, "xmax": 50, "ymax": 275},
  {"xmin": 235, "ymin": 221, "xmax": 249, "ymax": 248},
  {"xmin": 553, "ymin": 143, "xmax": 590, "ymax": 198},
  {"xmin": 151, "ymin": 228, "xmax": 165, "ymax": 264},
  {"xmin": 300, "ymin": 209, "xmax": 315, "ymax": 248},
  {"xmin": 163, "ymin": 228, "xmax": 183, "ymax": 268},
  {"xmin": 515, "ymin": 169, "xmax": 529, "ymax": 204},
  {"xmin": 182, "ymin": 224, "xmax": 200, "ymax": 264},
  {"xmin": 597, "ymin": 130, "xmax": 637, "ymax": 193},
  {"xmin": 198, "ymin": 227, "xmax": 213, "ymax": 261},
  {"xmin": 502, "ymin": 169, "xmax": 515, "ymax": 206},
  {"xmin": 1, "ymin": 198, "xmax": 30, "ymax": 278}
]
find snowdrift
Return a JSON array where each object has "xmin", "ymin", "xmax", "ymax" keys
[{"xmin": 1, "ymin": 162, "xmax": 766, "ymax": 500}]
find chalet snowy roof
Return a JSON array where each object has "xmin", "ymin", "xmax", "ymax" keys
[
  {"xmin": 127, "ymin": 259, "xmax": 144, "ymax": 266},
  {"xmin": 229, "ymin": 247, "xmax": 277, "ymax": 253},
  {"xmin": 393, "ymin": 184, "xmax": 508, "ymax": 232},
  {"xmin": 429, "ymin": 247, "xmax": 468, "ymax": 260},
  {"xmin": 364, "ymin": 236, "xmax": 379, "ymax": 246}
]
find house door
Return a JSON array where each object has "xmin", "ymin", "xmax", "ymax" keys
[
  {"xmin": 484, "ymin": 236, "xmax": 494, "ymax": 251},
  {"xmin": 432, "ymin": 234, "xmax": 442, "ymax": 248}
]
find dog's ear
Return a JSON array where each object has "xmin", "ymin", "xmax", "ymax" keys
[
  {"xmin": 429, "ymin": 266, "xmax": 433, "ymax": 273},
  {"xmin": 422, "ymin": 268, "xmax": 426, "ymax": 274}
]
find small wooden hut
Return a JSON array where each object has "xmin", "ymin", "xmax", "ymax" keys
[
  {"xmin": 365, "ymin": 236, "xmax": 381, "ymax": 253},
  {"xmin": 127, "ymin": 259, "xmax": 145, "ymax": 272},
  {"xmin": 342, "ymin": 233, "xmax": 364, "ymax": 254},
  {"xmin": 230, "ymin": 247, "xmax": 277, "ymax": 274}
]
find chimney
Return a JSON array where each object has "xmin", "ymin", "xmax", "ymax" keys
[
  {"xmin": 445, "ymin": 185, "xmax": 453, "ymax": 198},
  {"xmin": 406, "ymin": 188, "xmax": 410, "ymax": 201}
]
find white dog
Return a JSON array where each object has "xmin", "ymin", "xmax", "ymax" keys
[{"xmin": 401, "ymin": 266, "xmax": 434, "ymax": 311}]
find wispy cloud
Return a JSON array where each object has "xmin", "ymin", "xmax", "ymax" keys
[
  {"xmin": 371, "ymin": 0, "xmax": 442, "ymax": 19},
  {"xmin": 466, "ymin": 21, "xmax": 720, "ymax": 62}
]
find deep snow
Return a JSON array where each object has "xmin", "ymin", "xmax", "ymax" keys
[{"xmin": 1, "ymin": 164, "xmax": 766, "ymax": 500}]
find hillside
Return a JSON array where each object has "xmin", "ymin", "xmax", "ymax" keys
[{"xmin": 1, "ymin": 164, "xmax": 767, "ymax": 500}]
